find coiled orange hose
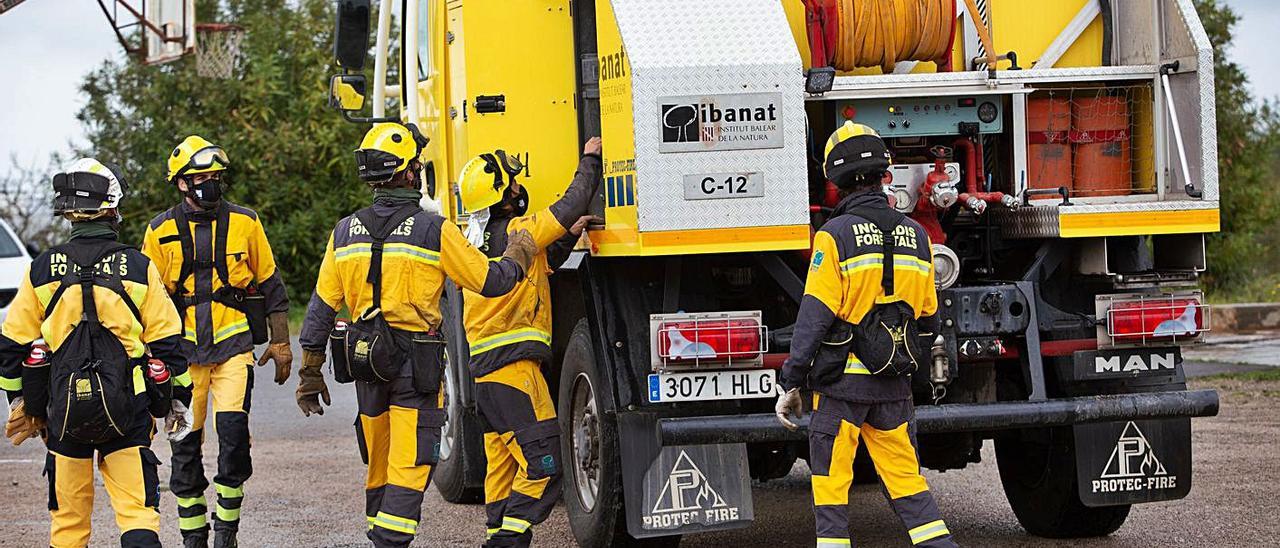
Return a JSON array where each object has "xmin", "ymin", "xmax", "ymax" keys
[{"xmin": 830, "ymin": 0, "xmax": 955, "ymax": 72}]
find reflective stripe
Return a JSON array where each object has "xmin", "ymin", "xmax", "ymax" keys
[
  {"xmin": 367, "ymin": 516, "xmax": 377, "ymax": 531},
  {"xmin": 214, "ymin": 504, "xmax": 240, "ymax": 522},
  {"xmin": 178, "ymin": 514, "xmax": 208, "ymax": 531},
  {"xmin": 839, "ymin": 253, "xmax": 882, "ymax": 274},
  {"xmin": 909, "ymin": 520, "xmax": 950, "ymax": 544},
  {"xmin": 176, "ymin": 495, "xmax": 206, "ymax": 508},
  {"xmin": 0, "ymin": 375, "xmax": 20, "ymax": 392},
  {"xmin": 373, "ymin": 512, "xmax": 418, "ymax": 534},
  {"xmin": 215, "ymin": 483, "xmax": 244, "ymax": 498},
  {"xmin": 817, "ymin": 538, "xmax": 852, "ymax": 548},
  {"xmin": 501, "ymin": 516, "xmax": 531, "ymax": 533},
  {"xmin": 213, "ymin": 319, "xmax": 249, "ymax": 343},
  {"xmin": 839, "ymin": 253, "xmax": 932, "ymax": 276},
  {"xmin": 173, "ymin": 370, "xmax": 193, "ymax": 388},
  {"xmin": 34, "ymin": 284, "xmax": 55, "ymax": 310},
  {"xmin": 486, "ymin": 527, "xmax": 500, "ymax": 539},
  {"xmin": 469, "ymin": 328, "xmax": 552, "ymax": 356},
  {"xmin": 334, "ymin": 242, "xmax": 441, "ymax": 265},
  {"xmin": 894, "ymin": 256, "xmax": 932, "ymax": 274},
  {"xmin": 184, "ymin": 328, "xmax": 197, "ymax": 343},
  {"xmin": 844, "ymin": 355, "xmax": 871, "ymax": 375},
  {"xmin": 132, "ymin": 366, "xmax": 146, "ymax": 395}
]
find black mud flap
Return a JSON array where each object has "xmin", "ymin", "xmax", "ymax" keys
[
  {"xmin": 1074, "ymin": 417, "xmax": 1192, "ymax": 506},
  {"xmin": 620, "ymin": 413, "xmax": 754, "ymax": 538}
]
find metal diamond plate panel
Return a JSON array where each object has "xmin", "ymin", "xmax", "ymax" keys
[{"xmin": 613, "ymin": 0, "xmax": 808, "ymax": 232}]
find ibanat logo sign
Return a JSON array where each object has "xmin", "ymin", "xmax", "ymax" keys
[{"xmin": 658, "ymin": 93, "xmax": 784, "ymax": 153}]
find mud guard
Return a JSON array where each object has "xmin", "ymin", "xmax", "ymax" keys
[
  {"xmin": 1074, "ymin": 417, "xmax": 1192, "ymax": 506},
  {"xmin": 618, "ymin": 412, "xmax": 755, "ymax": 538}
]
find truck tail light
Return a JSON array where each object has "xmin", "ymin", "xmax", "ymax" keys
[
  {"xmin": 650, "ymin": 311, "xmax": 767, "ymax": 369},
  {"xmin": 1104, "ymin": 294, "xmax": 1208, "ymax": 346}
]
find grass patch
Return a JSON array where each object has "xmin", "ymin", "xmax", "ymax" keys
[{"xmin": 1200, "ymin": 368, "xmax": 1280, "ymax": 382}]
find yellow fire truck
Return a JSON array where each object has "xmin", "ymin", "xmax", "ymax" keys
[{"xmin": 326, "ymin": 1, "xmax": 1220, "ymax": 545}]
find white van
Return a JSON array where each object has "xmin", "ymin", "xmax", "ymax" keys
[{"xmin": 0, "ymin": 218, "xmax": 33, "ymax": 323}]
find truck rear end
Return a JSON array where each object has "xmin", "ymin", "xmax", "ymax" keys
[{"xmin": 325, "ymin": 1, "xmax": 1222, "ymax": 546}]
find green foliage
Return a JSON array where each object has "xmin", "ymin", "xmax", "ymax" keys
[
  {"xmin": 1195, "ymin": 0, "xmax": 1280, "ymax": 297},
  {"xmin": 76, "ymin": 0, "xmax": 372, "ymax": 305}
]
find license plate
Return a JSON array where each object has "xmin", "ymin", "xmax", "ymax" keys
[
  {"xmin": 647, "ymin": 369, "xmax": 778, "ymax": 403},
  {"xmin": 682, "ymin": 172, "xmax": 764, "ymax": 200}
]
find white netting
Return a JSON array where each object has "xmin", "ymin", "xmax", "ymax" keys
[{"xmin": 195, "ymin": 23, "xmax": 244, "ymax": 79}]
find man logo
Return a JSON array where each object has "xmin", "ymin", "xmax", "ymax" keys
[
  {"xmin": 1094, "ymin": 352, "xmax": 1176, "ymax": 374},
  {"xmin": 661, "ymin": 104, "xmax": 699, "ymax": 143}
]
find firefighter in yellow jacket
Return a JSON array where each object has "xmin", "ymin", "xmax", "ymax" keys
[
  {"xmin": 456, "ymin": 137, "xmax": 602, "ymax": 547},
  {"xmin": 141, "ymin": 136, "xmax": 292, "ymax": 548},
  {"xmin": 1, "ymin": 158, "xmax": 194, "ymax": 548},
  {"xmin": 297, "ymin": 122, "xmax": 535, "ymax": 548},
  {"xmin": 776, "ymin": 123, "xmax": 957, "ymax": 548}
]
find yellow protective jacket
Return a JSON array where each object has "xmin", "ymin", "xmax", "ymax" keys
[
  {"xmin": 0, "ymin": 235, "xmax": 192, "ymax": 407},
  {"xmin": 780, "ymin": 191, "xmax": 938, "ymax": 402},
  {"xmin": 298, "ymin": 199, "xmax": 527, "ymax": 352},
  {"xmin": 462, "ymin": 154, "xmax": 601, "ymax": 377},
  {"xmin": 142, "ymin": 201, "xmax": 289, "ymax": 365}
]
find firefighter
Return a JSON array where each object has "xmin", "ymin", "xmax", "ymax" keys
[
  {"xmin": 141, "ymin": 135, "xmax": 292, "ymax": 548},
  {"xmin": 776, "ymin": 122, "xmax": 957, "ymax": 548},
  {"xmin": 457, "ymin": 137, "xmax": 603, "ymax": 547},
  {"xmin": 0, "ymin": 158, "xmax": 194, "ymax": 548},
  {"xmin": 297, "ymin": 122, "xmax": 536, "ymax": 548}
]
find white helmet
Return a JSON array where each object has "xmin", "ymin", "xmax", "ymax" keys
[{"xmin": 52, "ymin": 158, "xmax": 126, "ymax": 221}]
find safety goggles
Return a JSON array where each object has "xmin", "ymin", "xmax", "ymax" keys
[{"xmin": 175, "ymin": 146, "xmax": 230, "ymax": 179}]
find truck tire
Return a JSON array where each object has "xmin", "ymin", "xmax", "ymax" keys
[
  {"xmin": 995, "ymin": 426, "xmax": 1130, "ymax": 538},
  {"xmin": 559, "ymin": 320, "xmax": 680, "ymax": 548},
  {"xmin": 434, "ymin": 289, "xmax": 485, "ymax": 504}
]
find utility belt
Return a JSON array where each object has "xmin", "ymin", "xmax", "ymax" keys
[
  {"xmin": 330, "ymin": 322, "xmax": 445, "ymax": 393},
  {"xmin": 171, "ymin": 285, "xmax": 268, "ymax": 345}
]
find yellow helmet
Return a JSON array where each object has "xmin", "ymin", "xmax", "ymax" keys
[
  {"xmin": 167, "ymin": 135, "xmax": 229, "ymax": 182},
  {"xmin": 823, "ymin": 121, "xmax": 891, "ymax": 186},
  {"xmin": 355, "ymin": 122, "xmax": 428, "ymax": 184},
  {"xmin": 458, "ymin": 150, "xmax": 524, "ymax": 212}
]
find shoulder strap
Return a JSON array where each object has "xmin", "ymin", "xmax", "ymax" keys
[
  {"xmin": 45, "ymin": 242, "xmax": 140, "ymax": 324},
  {"xmin": 353, "ymin": 205, "xmax": 421, "ymax": 311},
  {"xmin": 171, "ymin": 205, "xmax": 196, "ymax": 294},
  {"xmin": 214, "ymin": 202, "xmax": 231, "ymax": 287},
  {"xmin": 856, "ymin": 207, "xmax": 905, "ymax": 297}
]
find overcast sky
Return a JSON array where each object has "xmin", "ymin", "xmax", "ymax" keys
[{"xmin": 1, "ymin": 0, "xmax": 1278, "ymax": 167}]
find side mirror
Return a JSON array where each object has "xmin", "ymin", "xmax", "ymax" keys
[
  {"xmin": 334, "ymin": 0, "xmax": 371, "ymax": 70},
  {"xmin": 329, "ymin": 74, "xmax": 367, "ymax": 112}
]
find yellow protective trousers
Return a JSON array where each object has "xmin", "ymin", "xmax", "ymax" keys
[
  {"xmin": 355, "ymin": 370, "xmax": 446, "ymax": 548},
  {"xmin": 45, "ymin": 403, "xmax": 161, "ymax": 548},
  {"xmin": 476, "ymin": 360, "xmax": 563, "ymax": 548},
  {"xmin": 169, "ymin": 351, "xmax": 254, "ymax": 539},
  {"xmin": 808, "ymin": 396, "xmax": 956, "ymax": 548}
]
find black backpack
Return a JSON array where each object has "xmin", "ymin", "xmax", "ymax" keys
[
  {"xmin": 44, "ymin": 241, "xmax": 140, "ymax": 444},
  {"xmin": 341, "ymin": 205, "xmax": 420, "ymax": 383}
]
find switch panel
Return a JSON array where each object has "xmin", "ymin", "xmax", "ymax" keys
[{"xmin": 837, "ymin": 96, "xmax": 1004, "ymax": 137}]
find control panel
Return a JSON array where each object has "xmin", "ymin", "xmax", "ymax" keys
[{"xmin": 837, "ymin": 96, "xmax": 1004, "ymax": 137}]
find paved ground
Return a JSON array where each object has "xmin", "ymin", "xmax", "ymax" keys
[{"xmin": 2, "ymin": 335, "xmax": 1277, "ymax": 547}]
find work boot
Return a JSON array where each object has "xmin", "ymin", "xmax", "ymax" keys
[
  {"xmin": 213, "ymin": 529, "xmax": 238, "ymax": 548},
  {"xmin": 182, "ymin": 532, "xmax": 209, "ymax": 548}
]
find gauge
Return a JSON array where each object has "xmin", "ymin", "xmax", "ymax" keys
[{"xmin": 978, "ymin": 101, "xmax": 999, "ymax": 123}]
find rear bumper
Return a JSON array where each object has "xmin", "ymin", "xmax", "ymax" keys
[{"xmin": 658, "ymin": 389, "xmax": 1219, "ymax": 445}]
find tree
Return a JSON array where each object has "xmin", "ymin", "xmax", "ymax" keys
[
  {"xmin": 1195, "ymin": 0, "xmax": 1280, "ymax": 297},
  {"xmin": 76, "ymin": 0, "xmax": 373, "ymax": 306},
  {"xmin": 0, "ymin": 155, "xmax": 67, "ymax": 252}
]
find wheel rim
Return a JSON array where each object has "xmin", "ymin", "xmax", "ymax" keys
[
  {"xmin": 440, "ymin": 349, "xmax": 456, "ymax": 461},
  {"xmin": 570, "ymin": 371, "xmax": 600, "ymax": 512}
]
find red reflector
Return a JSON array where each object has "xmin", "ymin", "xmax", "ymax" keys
[
  {"xmin": 658, "ymin": 319, "xmax": 762, "ymax": 361},
  {"xmin": 1108, "ymin": 298, "xmax": 1203, "ymax": 343}
]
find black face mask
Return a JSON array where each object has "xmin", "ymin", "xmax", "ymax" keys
[{"xmin": 185, "ymin": 177, "xmax": 223, "ymax": 209}]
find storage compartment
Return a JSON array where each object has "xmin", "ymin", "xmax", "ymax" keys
[{"xmin": 1027, "ymin": 97, "xmax": 1073, "ymax": 198}]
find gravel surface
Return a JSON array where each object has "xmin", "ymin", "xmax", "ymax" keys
[{"xmin": 2, "ymin": 349, "xmax": 1277, "ymax": 547}]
